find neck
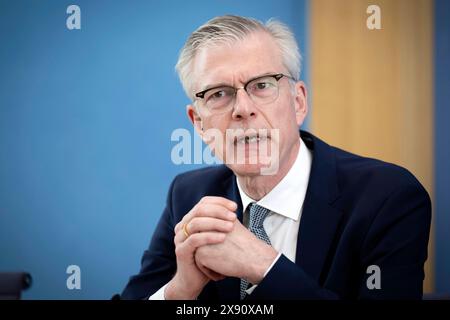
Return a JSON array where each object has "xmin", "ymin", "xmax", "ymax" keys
[{"xmin": 237, "ymin": 139, "xmax": 300, "ymax": 200}]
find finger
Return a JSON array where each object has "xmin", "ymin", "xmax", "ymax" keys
[
  {"xmin": 197, "ymin": 263, "xmax": 226, "ymax": 282},
  {"xmin": 187, "ymin": 217, "xmax": 234, "ymax": 234},
  {"xmin": 175, "ymin": 203, "xmax": 236, "ymax": 235},
  {"xmin": 188, "ymin": 203, "xmax": 237, "ymax": 225},
  {"xmin": 174, "ymin": 225, "xmax": 226, "ymax": 246},
  {"xmin": 174, "ymin": 223, "xmax": 190, "ymax": 245},
  {"xmin": 199, "ymin": 196, "xmax": 238, "ymax": 211},
  {"xmin": 178, "ymin": 231, "xmax": 226, "ymax": 255},
  {"xmin": 174, "ymin": 221, "xmax": 181, "ymax": 234},
  {"xmin": 174, "ymin": 198, "xmax": 237, "ymax": 234}
]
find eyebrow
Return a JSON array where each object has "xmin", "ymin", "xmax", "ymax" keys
[{"xmin": 198, "ymin": 72, "xmax": 277, "ymax": 93}]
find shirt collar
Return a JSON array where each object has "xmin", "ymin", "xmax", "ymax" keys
[{"xmin": 236, "ymin": 138, "xmax": 313, "ymax": 221}]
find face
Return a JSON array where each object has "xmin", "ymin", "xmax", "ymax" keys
[{"xmin": 187, "ymin": 31, "xmax": 308, "ymax": 177}]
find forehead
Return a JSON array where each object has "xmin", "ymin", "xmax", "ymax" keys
[{"xmin": 191, "ymin": 31, "xmax": 284, "ymax": 91}]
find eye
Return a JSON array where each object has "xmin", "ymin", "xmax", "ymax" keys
[
  {"xmin": 249, "ymin": 78, "xmax": 276, "ymax": 92},
  {"xmin": 205, "ymin": 87, "xmax": 233, "ymax": 102},
  {"xmin": 255, "ymin": 82, "xmax": 270, "ymax": 90},
  {"xmin": 210, "ymin": 90, "xmax": 227, "ymax": 99}
]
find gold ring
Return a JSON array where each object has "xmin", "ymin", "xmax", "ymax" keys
[{"xmin": 182, "ymin": 223, "xmax": 190, "ymax": 238}]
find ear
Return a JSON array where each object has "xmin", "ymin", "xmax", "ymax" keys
[
  {"xmin": 186, "ymin": 104, "xmax": 203, "ymax": 136},
  {"xmin": 293, "ymin": 81, "xmax": 308, "ymax": 127}
]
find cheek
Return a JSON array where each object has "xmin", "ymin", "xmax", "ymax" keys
[
  {"xmin": 271, "ymin": 102, "xmax": 301, "ymax": 145},
  {"xmin": 204, "ymin": 117, "xmax": 228, "ymax": 132},
  {"xmin": 203, "ymin": 119, "xmax": 229, "ymax": 154},
  {"xmin": 270, "ymin": 101, "xmax": 298, "ymax": 131}
]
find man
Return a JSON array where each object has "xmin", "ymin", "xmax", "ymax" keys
[{"xmin": 121, "ymin": 15, "xmax": 431, "ymax": 300}]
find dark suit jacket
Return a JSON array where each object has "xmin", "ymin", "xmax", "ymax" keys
[{"xmin": 121, "ymin": 131, "xmax": 431, "ymax": 300}]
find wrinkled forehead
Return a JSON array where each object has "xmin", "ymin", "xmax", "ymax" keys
[{"xmin": 190, "ymin": 31, "xmax": 285, "ymax": 93}]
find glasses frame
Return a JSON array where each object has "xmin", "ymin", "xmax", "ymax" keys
[{"xmin": 194, "ymin": 73, "xmax": 296, "ymax": 111}]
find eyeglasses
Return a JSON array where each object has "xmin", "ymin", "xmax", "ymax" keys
[{"xmin": 194, "ymin": 73, "xmax": 296, "ymax": 115}]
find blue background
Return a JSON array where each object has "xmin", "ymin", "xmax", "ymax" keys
[{"xmin": 0, "ymin": 0, "xmax": 308, "ymax": 299}]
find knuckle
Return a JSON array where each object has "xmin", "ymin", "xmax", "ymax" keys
[
  {"xmin": 195, "ymin": 205, "xmax": 207, "ymax": 217},
  {"xmin": 218, "ymin": 207, "xmax": 228, "ymax": 216},
  {"xmin": 190, "ymin": 206, "xmax": 199, "ymax": 217},
  {"xmin": 189, "ymin": 233, "xmax": 202, "ymax": 247},
  {"xmin": 188, "ymin": 219, "xmax": 196, "ymax": 232},
  {"xmin": 188, "ymin": 236, "xmax": 198, "ymax": 247},
  {"xmin": 175, "ymin": 246, "xmax": 183, "ymax": 257},
  {"xmin": 205, "ymin": 234, "xmax": 215, "ymax": 242}
]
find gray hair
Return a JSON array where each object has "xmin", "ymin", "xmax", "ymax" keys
[{"xmin": 175, "ymin": 15, "xmax": 302, "ymax": 99}]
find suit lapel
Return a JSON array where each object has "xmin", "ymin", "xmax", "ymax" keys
[
  {"xmin": 295, "ymin": 131, "xmax": 342, "ymax": 283},
  {"xmin": 296, "ymin": 192, "xmax": 342, "ymax": 282}
]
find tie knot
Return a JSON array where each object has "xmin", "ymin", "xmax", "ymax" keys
[{"xmin": 249, "ymin": 203, "xmax": 270, "ymax": 229}]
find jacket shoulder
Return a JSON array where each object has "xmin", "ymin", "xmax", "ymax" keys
[
  {"xmin": 332, "ymin": 146, "xmax": 429, "ymax": 198},
  {"xmin": 172, "ymin": 165, "xmax": 233, "ymax": 190},
  {"xmin": 168, "ymin": 165, "xmax": 235, "ymax": 219}
]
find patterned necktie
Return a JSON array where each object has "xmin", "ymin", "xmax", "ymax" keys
[{"xmin": 240, "ymin": 202, "xmax": 272, "ymax": 300}]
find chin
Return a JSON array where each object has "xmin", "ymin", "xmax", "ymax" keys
[{"xmin": 226, "ymin": 160, "xmax": 277, "ymax": 177}]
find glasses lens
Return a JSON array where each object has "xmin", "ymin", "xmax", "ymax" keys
[
  {"xmin": 204, "ymin": 87, "xmax": 235, "ymax": 113},
  {"xmin": 197, "ymin": 75, "xmax": 284, "ymax": 115},
  {"xmin": 247, "ymin": 76, "xmax": 279, "ymax": 102}
]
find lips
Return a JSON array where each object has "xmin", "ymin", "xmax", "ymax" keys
[
  {"xmin": 235, "ymin": 134, "xmax": 266, "ymax": 145},
  {"xmin": 232, "ymin": 131, "xmax": 271, "ymax": 145}
]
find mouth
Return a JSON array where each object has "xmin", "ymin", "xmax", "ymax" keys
[{"xmin": 233, "ymin": 132, "xmax": 270, "ymax": 145}]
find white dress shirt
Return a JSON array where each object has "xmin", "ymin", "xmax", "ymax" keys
[{"xmin": 150, "ymin": 138, "xmax": 312, "ymax": 299}]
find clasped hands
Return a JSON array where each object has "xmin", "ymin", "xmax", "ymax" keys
[{"xmin": 165, "ymin": 196, "xmax": 278, "ymax": 300}]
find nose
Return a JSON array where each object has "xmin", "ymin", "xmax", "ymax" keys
[{"xmin": 231, "ymin": 88, "xmax": 257, "ymax": 120}]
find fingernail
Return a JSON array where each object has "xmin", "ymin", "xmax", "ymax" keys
[{"xmin": 227, "ymin": 211, "xmax": 236, "ymax": 219}]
